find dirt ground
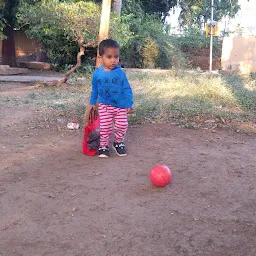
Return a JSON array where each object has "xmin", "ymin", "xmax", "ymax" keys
[{"xmin": 0, "ymin": 82, "xmax": 256, "ymax": 256}]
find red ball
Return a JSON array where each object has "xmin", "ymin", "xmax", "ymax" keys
[{"xmin": 149, "ymin": 165, "xmax": 172, "ymax": 187}]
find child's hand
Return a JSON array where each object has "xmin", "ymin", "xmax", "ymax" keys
[
  {"xmin": 126, "ymin": 108, "xmax": 133, "ymax": 114},
  {"xmin": 90, "ymin": 105, "xmax": 96, "ymax": 110}
]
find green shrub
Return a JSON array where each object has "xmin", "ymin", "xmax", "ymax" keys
[
  {"xmin": 17, "ymin": 0, "xmax": 187, "ymax": 70},
  {"xmin": 171, "ymin": 27, "xmax": 222, "ymax": 57},
  {"xmin": 17, "ymin": 0, "xmax": 132, "ymax": 69},
  {"xmin": 120, "ymin": 14, "xmax": 187, "ymax": 69},
  {"xmin": 18, "ymin": 1, "xmax": 101, "ymax": 67},
  {"xmin": 142, "ymin": 38, "xmax": 159, "ymax": 68}
]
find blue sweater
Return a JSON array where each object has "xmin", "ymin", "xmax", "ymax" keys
[{"xmin": 90, "ymin": 66, "xmax": 133, "ymax": 109}]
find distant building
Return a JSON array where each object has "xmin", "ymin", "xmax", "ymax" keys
[{"xmin": 0, "ymin": 30, "xmax": 38, "ymax": 58}]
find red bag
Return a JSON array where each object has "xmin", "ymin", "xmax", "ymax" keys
[{"xmin": 82, "ymin": 109, "xmax": 100, "ymax": 156}]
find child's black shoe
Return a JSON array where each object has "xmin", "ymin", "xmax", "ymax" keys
[
  {"xmin": 98, "ymin": 146, "xmax": 109, "ymax": 158},
  {"xmin": 113, "ymin": 142, "xmax": 127, "ymax": 157}
]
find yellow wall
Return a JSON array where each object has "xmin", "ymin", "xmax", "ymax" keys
[{"xmin": 222, "ymin": 36, "xmax": 256, "ymax": 74}]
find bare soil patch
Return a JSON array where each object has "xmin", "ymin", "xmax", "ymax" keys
[{"xmin": 0, "ymin": 82, "xmax": 255, "ymax": 256}]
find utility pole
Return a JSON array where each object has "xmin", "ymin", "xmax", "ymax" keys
[
  {"xmin": 96, "ymin": 0, "xmax": 112, "ymax": 67},
  {"xmin": 209, "ymin": 0, "xmax": 214, "ymax": 72}
]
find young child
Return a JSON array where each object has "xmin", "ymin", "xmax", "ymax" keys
[{"xmin": 90, "ymin": 39, "xmax": 133, "ymax": 158}]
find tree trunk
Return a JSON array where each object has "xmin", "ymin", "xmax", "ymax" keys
[
  {"xmin": 112, "ymin": 0, "xmax": 122, "ymax": 16},
  {"xmin": 96, "ymin": 0, "xmax": 112, "ymax": 67},
  {"xmin": 56, "ymin": 46, "xmax": 85, "ymax": 87},
  {"xmin": 56, "ymin": 40, "xmax": 96, "ymax": 87},
  {"xmin": 1, "ymin": 26, "xmax": 17, "ymax": 67},
  {"xmin": 36, "ymin": 48, "xmax": 47, "ymax": 62}
]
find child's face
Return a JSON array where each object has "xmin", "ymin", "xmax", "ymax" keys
[{"xmin": 101, "ymin": 47, "xmax": 119, "ymax": 70}]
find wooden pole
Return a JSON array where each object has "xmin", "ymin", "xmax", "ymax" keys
[{"xmin": 96, "ymin": 0, "xmax": 112, "ymax": 67}]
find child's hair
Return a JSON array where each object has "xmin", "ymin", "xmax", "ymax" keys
[{"xmin": 99, "ymin": 39, "xmax": 119, "ymax": 56}]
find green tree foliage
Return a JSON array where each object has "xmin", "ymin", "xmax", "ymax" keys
[
  {"xmin": 120, "ymin": 13, "xmax": 185, "ymax": 69},
  {"xmin": 179, "ymin": 0, "xmax": 240, "ymax": 26},
  {"xmin": 1, "ymin": 0, "xmax": 19, "ymax": 27},
  {"xmin": 17, "ymin": 0, "xmax": 187, "ymax": 69},
  {"xmin": 14, "ymin": 0, "xmax": 238, "ymax": 70},
  {"xmin": 17, "ymin": 0, "xmax": 133, "ymax": 69},
  {"xmin": 88, "ymin": 0, "xmax": 178, "ymax": 21},
  {"xmin": 95, "ymin": 0, "xmax": 240, "ymax": 25},
  {"xmin": 18, "ymin": 0, "xmax": 101, "ymax": 66},
  {"xmin": 171, "ymin": 26, "xmax": 222, "ymax": 57},
  {"xmin": 0, "ymin": 0, "xmax": 42, "ymax": 65},
  {"xmin": 0, "ymin": 1, "xmax": 41, "ymax": 39},
  {"xmin": 0, "ymin": 5, "xmax": 6, "ymax": 39},
  {"xmin": 139, "ymin": 0, "xmax": 178, "ymax": 20},
  {"xmin": 0, "ymin": 0, "xmax": 20, "ymax": 66}
]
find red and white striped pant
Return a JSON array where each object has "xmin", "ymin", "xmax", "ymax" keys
[{"xmin": 98, "ymin": 103, "xmax": 128, "ymax": 147}]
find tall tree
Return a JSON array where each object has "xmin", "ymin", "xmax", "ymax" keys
[
  {"xmin": 1, "ymin": 0, "xmax": 19, "ymax": 67},
  {"xmin": 140, "ymin": 0, "xmax": 178, "ymax": 20},
  {"xmin": 116, "ymin": 0, "xmax": 178, "ymax": 21},
  {"xmin": 178, "ymin": 0, "xmax": 240, "ymax": 26},
  {"xmin": 18, "ymin": 0, "xmax": 101, "ymax": 85}
]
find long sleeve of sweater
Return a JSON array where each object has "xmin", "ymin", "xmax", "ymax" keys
[
  {"xmin": 90, "ymin": 72, "xmax": 98, "ymax": 105},
  {"xmin": 122, "ymin": 73, "xmax": 133, "ymax": 109}
]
